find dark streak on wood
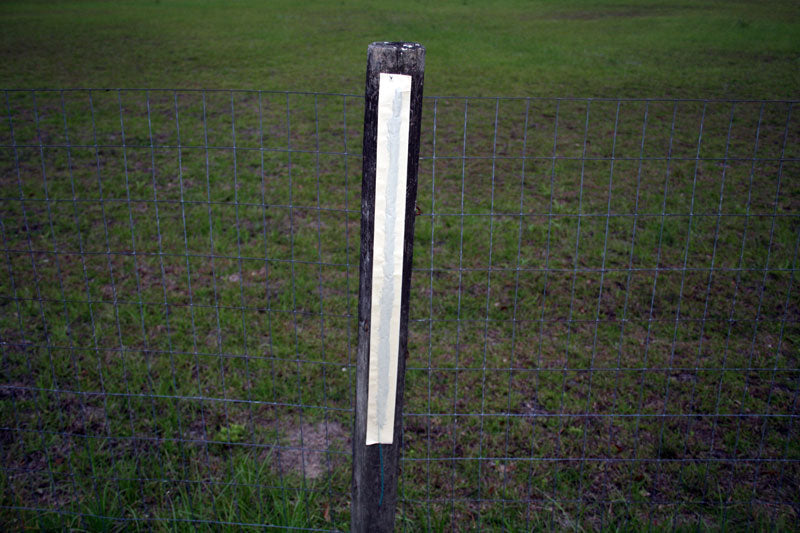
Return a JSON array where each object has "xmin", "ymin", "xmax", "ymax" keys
[{"xmin": 351, "ymin": 41, "xmax": 425, "ymax": 533}]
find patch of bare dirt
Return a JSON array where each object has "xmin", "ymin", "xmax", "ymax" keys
[{"xmin": 269, "ymin": 420, "xmax": 349, "ymax": 480}]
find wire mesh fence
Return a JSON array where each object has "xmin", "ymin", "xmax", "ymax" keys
[{"xmin": 1, "ymin": 89, "xmax": 798, "ymax": 530}]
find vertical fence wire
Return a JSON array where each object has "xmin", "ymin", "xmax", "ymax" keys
[
  {"xmin": 1, "ymin": 88, "xmax": 360, "ymax": 530},
  {"xmin": 401, "ymin": 94, "xmax": 800, "ymax": 531},
  {"xmin": 1, "ymin": 90, "xmax": 799, "ymax": 530}
]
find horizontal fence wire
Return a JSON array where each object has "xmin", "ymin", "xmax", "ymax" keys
[
  {"xmin": 1, "ymin": 89, "xmax": 799, "ymax": 531},
  {"xmin": 1, "ymin": 88, "xmax": 362, "ymax": 532}
]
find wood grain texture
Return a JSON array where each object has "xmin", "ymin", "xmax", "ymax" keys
[{"xmin": 351, "ymin": 41, "xmax": 425, "ymax": 533}]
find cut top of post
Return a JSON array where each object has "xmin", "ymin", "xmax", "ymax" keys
[{"xmin": 366, "ymin": 42, "xmax": 425, "ymax": 76}]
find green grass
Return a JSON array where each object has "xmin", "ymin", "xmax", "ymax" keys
[
  {"xmin": 1, "ymin": 1, "xmax": 800, "ymax": 531},
  {"xmin": 1, "ymin": 0, "xmax": 799, "ymax": 99}
]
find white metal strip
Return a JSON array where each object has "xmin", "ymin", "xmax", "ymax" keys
[{"xmin": 366, "ymin": 72, "xmax": 412, "ymax": 445}]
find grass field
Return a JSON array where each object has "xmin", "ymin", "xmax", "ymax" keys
[
  {"xmin": 2, "ymin": 0, "xmax": 799, "ymax": 99},
  {"xmin": 1, "ymin": 1, "xmax": 800, "ymax": 531}
]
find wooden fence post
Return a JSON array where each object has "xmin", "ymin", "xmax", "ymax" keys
[{"xmin": 351, "ymin": 41, "xmax": 425, "ymax": 532}]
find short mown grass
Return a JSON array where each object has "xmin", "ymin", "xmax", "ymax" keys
[
  {"xmin": 1, "ymin": 0, "xmax": 799, "ymax": 100},
  {"xmin": 1, "ymin": 0, "xmax": 800, "ymax": 531},
  {"xmin": 2, "ymin": 87, "xmax": 798, "ymax": 531}
]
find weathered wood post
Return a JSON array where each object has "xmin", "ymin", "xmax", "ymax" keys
[{"xmin": 351, "ymin": 42, "xmax": 425, "ymax": 532}]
